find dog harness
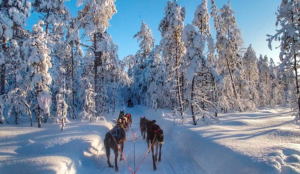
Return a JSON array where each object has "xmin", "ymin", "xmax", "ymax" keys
[{"xmin": 110, "ymin": 126, "xmax": 125, "ymax": 143}]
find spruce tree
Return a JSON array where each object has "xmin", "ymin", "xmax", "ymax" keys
[
  {"xmin": 23, "ymin": 21, "xmax": 52, "ymax": 128},
  {"xmin": 211, "ymin": 1, "xmax": 244, "ymax": 111},
  {"xmin": 77, "ymin": 0, "xmax": 117, "ymax": 116},
  {"xmin": 268, "ymin": 0, "xmax": 300, "ymax": 121},
  {"xmin": 242, "ymin": 45, "xmax": 260, "ymax": 110},
  {"xmin": 159, "ymin": 1, "xmax": 186, "ymax": 116},
  {"xmin": 131, "ymin": 21, "xmax": 155, "ymax": 105},
  {"xmin": 0, "ymin": 0, "xmax": 31, "ymax": 95}
]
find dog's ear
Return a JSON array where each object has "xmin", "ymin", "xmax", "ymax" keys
[{"xmin": 153, "ymin": 120, "xmax": 156, "ymax": 123}]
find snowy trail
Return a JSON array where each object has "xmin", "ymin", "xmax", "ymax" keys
[
  {"xmin": 101, "ymin": 106, "xmax": 206, "ymax": 174},
  {"xmin": 1, "ymin": 106, "xmax": 299, "ymax": 174}
]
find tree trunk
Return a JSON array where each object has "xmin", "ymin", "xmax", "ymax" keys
[
  {"xmin": 15, "ymin": 111, "xmax": 18, "ymax": 125},
  {"xmin": 1, "ymin": 38, "xmax": 6, "ymax": 95},
  {"xmin": 181, "ymin": 72, "xmax": 185, "ymax": 111},
  {"xmin": 239, "ymin": 82, "xmax": 242, "ymax": 96},
  {"xmin": 45, "ymin": 10, "xmax": 50, "ymax": 35},
  {"xmin": 176, "ymin": 61, "xmax": 183, "ymax": 116},
  {"xmin": 71, "ymin": 42, "xmax": 75, "ymax": 119},
  {"xmin": 225, "ymin": 29, "xmax": 238, "ymax": 100},
  {"xmin": 38, "ymin": 116, "xmax": 41, "ymax": 128},
  {"xmin": 36, "ymin": 66, "xmax": 42, "ymax": 128},
  {"xmin": 1, "ymin": 64, "xmax": 5, "ymax": 95},
  {"xmin": 94, "ymin": 32, "xmax": 103, "ymax": 115},
  {"xmin": 14, "ymin": 66, "xmax": 17, "ymax": 125},
  {"xmin": 175, "ymin": 30, "xmax": 183, "ymax": 117},
  {"xmin": 37, "ymin": 88, "xmax": 41, "ymax": 128},
  {"xmin": 225, "ymin": 55, "xmax": 238, "ymax": 99},
  {"xmin": 112, "ymin": 77, "xmax": 116, "ymax": 114},
  {"xmin": 191, "ymin": 76, "xmax": 196, "ymax": 125},
  {"xmin": 93, "ymin": 33, "xmax": 98, "ymax": 115},
  {"xmin": 22, "ymin": 99, "xmax": 32, "ymax": 127},
  {"xmin": 29, "ymin": 111, "xmax": 33, "ymax": 127},
  {"xmin": 293, "ymin": 54, "xmax": 300, "ymax": 120},
  {"xmin": 212, "ymin": 76, "xmax": 218, "ymax": 117}
]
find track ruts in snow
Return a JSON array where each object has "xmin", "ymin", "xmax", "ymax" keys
[{"xmin": 103, "ymin": 106, "xmax": 206, "ymax": 174}]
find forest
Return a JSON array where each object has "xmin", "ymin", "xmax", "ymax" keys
[{"xmin": 0, "ymin": 0, "xmax": 299, "ymax": 127}]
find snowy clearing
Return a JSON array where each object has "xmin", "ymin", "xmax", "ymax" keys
[{"xmin": 0, "ymin": 106, "xmax": 299, "ymax": 174}]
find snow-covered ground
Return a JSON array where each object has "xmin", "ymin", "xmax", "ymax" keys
[{"xmin": 0, "ymin": 106, "xmax": 299, "ymax": 174}]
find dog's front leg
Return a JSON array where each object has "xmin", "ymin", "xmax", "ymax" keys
[{"xmin": 115, "ymin": 149, "xmax": 119, "ymax": 171}]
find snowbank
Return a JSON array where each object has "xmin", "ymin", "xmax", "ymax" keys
[
  {"xmin": 157, "ymin": 106, "xmax": 300, "ymax": 174},
  {"xmin": 0, "ymin": 121, "xmax": 112, "ymax": 174}
]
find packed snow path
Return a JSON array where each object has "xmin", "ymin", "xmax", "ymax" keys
[
  {"xmin": 0, "ymin": 106, "xmax": 206, "ymax": 174},
  {"xmin": 0, "ymin": 106, "xmax": 299, "ymax": 174},
  {"xmin": 99, "ymin": 106, "xmax": 207, "ymax": 174}
]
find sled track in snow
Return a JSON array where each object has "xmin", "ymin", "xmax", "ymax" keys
[
  {"xmin": 116, "ymin": 125, "xmax": 206, "ymax": 173},
  {"xmin": 101, "ymin": 107, "xmax": 206, "ymax": 174},
  {"xmin": 162, "ymin": 137, "xmax": 184, "ymax": 174}
]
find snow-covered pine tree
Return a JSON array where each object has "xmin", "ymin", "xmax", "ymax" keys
[
  {"xmin": 52, "ymin": 41, "xmax": 71, "ymax": 121},
  {"xmin": 182, "ymin": 23, "xmax": 222, "ymax": 125},
  {"xmin": 131, "ymin": 21, "xmax": 155, "ymax": 105},
  {"xmin": 193, "ymin": 0, "xmax": 210, "ymax": 36},
  {"xmin": 117, "ymin": 57, "xmax": 132, "ymax": 110},
  {"xmin": 0, "ymin": 96, "xmax": 4, "ymax": 124},
  {"xmin": 130, "ymin": 51, "xmax": 144, "ymax": 105},
  {"xmin": 4, "ymin": 36, "xmax": 30, "ymax": 125},
  {"xmin": 187, "ymin": 0, "xmax": 221, "ymax": 124},
  {"xmin": 134, "ymin": 21, "xmax": 155, "ymax": 65},
  {"xmin": 122, "ymin": 55, "xmax": 135, "ymax": 103},
  {"xmin": 6, "ymin": 88, "xmax": 32, "ymax": 126},
  {"xmin": 257, "ymin": 55, "xmax": 272, "ymax": 106},
  {"xmin": 6, "ymin": 40, "xmax": 23, "ymax": 91},
  {"xmin": 96, "ymin": 33, "xmax": 121, "ymax": 114},
  {"xmin": 242, "ymin": 44, "xmax": 259, "ymax": 110},
  {"xmin": 32, "ymin": 0, "xmax": 68, "ymax": 36},
  {"xmin": 79, "ymin": 82, "xmax": 96, "ymax": 122},
  {"xmin": 32, "ymin": 0, "xmax": 71, "ymax": 121},
  {"xmin": 66, "ymin": 18, "xmax": 83, "ymax": 119},
  {"xmin": 0, "ymin": 0, "xmax": 31, "ymax": 95},
  {"xmin": 159, "ymin": 1, "xmax": 186, "ymax": 116},
  {"xmin": 77, "ymin": 0, "xmax": 117, "ymax": 116},
  {"xmin": 267, "ymin": 0, "xmax": 300, "ymax": 122},
  {"xmin": 211, "ymin": 1, "xmax": 244, "ymax": 111},
  {"xmin": 285, "ymin": 71, "xmax": 297, "ymax": 108},
  {"xmin": 80, "ymin": 32, "xmax": 124, "ymax": 117},
  {"xmin": 56, "ymin": 92, "xmax": 68, "ymax": 130},
  {"xmin": 145, "ymin": 45, "xmax": 162, "ymax": 110},
  {"xmin": 268, "ymin": 58, "xmax": 285, "ymax": 106},
  {"xmin": 56, "ymin": 65, "xmax": 71, "ymax": 122},
  {"xmin": 80, "ymin": 50, "xmax": 96, "ymax": 113},
  {"xmin": 286, "ymin": 69, "xmax": 296, "ymax": 104},
  {"xmin": 5, "ymin": 40, "xmax": 29, "ymax": 124},
  {"xmin": 0, "ymin": 0, "xmax": 31, "ymax": 40},
  {"xmin": 23, "ymin": 21, "xmax": 52, "ymax": 128},
  {"xmin": 124, "ymin": 55, "xmax": 135, "ymax": 78}
]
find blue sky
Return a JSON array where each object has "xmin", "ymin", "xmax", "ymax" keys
[{"xmin": 27, "ymin": 0, "xmax": 282, "ymax": 63}]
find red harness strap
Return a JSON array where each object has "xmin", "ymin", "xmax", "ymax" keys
[
  {"xmin": 134, "ymin": 133, "xmax": 157, "ymax": 174},
  {"xmin": 150, "ymin": 123, "xmax": 161, "ymax": 134},
  {"xmin": 152, "ymin": 128, "xmax": 161, "ymax": 134},
  {"xmin": 110, "ymin": 130, "xmax": 134, "ymax": 174}
]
